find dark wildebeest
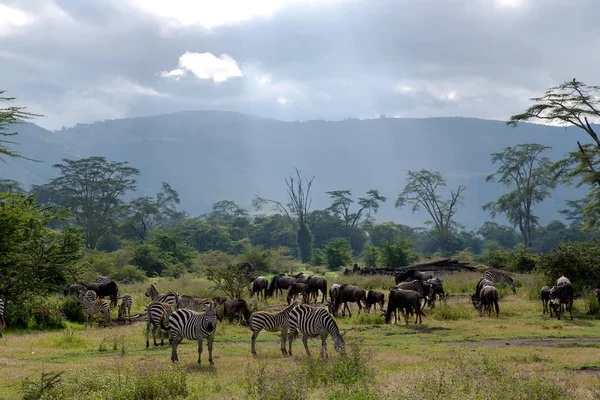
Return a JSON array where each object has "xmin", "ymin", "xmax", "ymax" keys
[
  {"xmin": 550, "ymin": 276, "xmax": 574, "ymax": 320},
  {"xmin": 352, "ymin": 263, "xmax": 360, "ymax": 274},
  {"xmin": 267, "ymin": 274, "xmax": 297, "ymax": 297},
  {"xmin": 395, "ymin": 270, "xmax": 433, "ymax": 285},
  {"xmin": 333, "ymin": 284, "xmax": 367, "ymax": 318},
  {"xmin": 541, "ymin": 286, "xmax": 551, "ymax": 314},
  {"xmin": 471, "ymin": 286, "xmax": 499, "ymax": 318},
  {"xmin": 287, "ymin": 283, "xmax": 309, "ymax": 305},
  {"xmin": 384, "ymin": 288, "xmax": 425, "ymax": 325},
  {"xmin": 223, "ymin": 299, "xmax": 251, "ymax": 324},
  {"xmin": 78, "ymin": 281, "xmax": 119, "ymax": 307},
  {"xmin": 474, "ymin": 278, "xmax": 495, "ymax": 299},
  {"xmin": 63, "ymin": 283, "xmax": 87, "ymax": 297},
  {"xmin": 306, "ymin": 276, "xmax": 327, "ymax": 303},
  {"xmin": 397, "ymin": 280, "xmax": 433, "ymax": 308},
  {"xmin": 329, "ymin": 284, "xmax": 341, "ymax": 303},
  {"xmin": 365, "ymin": 290, "xmax": 385, "ymax": 313},
  {"xmin": 425, "ymin": 278, "xmax": 446, "ymax": 308},
  {"xmin": 249, "ymin": 276, "xmax": 268, "ymax": 299}
]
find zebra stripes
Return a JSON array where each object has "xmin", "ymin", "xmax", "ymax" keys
[
  {"xmin": 162, "ymin": 304, "xmax": 218, "ymax": 365},
  {"xmin": 118, "ymin": 294, "xmax": 133, "ymax": 322},
  {"xmin": 80, "ymin": 294, "xmax": 111, "ymax": 327},
  {"xmin": 146, "ymin": 301, "xmax": 173, "ymax": 347},
  {"xmin": 95, "ymin": 276, "xmax": 112, "ymax": 284},
  {"xmin": 145, "ymin": 284, "xmax": 179, "ymax": 308},
  {"xmin": 483, "ymin": 269, "xmax": 516, "ymax": 294},
  {"xmin": 178, "ymin": 295, "xmax": 213, "ymax": 312},
  {"xmin": 249, "ymin": 301, "xmax": 300, "ymax": 355},
  {"xmin": 0, "ymin": 298, "xmax": 5, "ymax": 338},
  {"xmin": 287, "ymin": 304, "xmax": 346, "ymax": 357}
]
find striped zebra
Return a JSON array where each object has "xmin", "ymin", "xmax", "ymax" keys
[
  {"xmin": 483, "ymin": 269, "xmax": 516, "ymax": 294},
  {"xmin": 145, "ymin": 284, "xmax": 179, "ymax": 308},
  {"xmin": 0, "ymin": 298, "xmax": 5, "ymax": 338},
  {"xmin": 249, "ymin": 301, "xmax": 301, "ymax": 355},
  {"xmin": 146, "ymin": 301, "xmax": 174, "ymax": 347},
  {"xmin": 178, "ymin": 295, "xmax": 213, "ymax": 312},
  {"xmin": 95, "ymin": 276, "xmax": 112, "ymax": 284},
  {"xmin": 118, "ymin": 294, "xmax": 133, "ymax": 322},
  {"xmin": 83, "ymin": 289, "xmax": 98, "ymax": 301},
  {"xmin": 79, "ymin": 294, "xmax": 111, "ymax": 327},
  {"xmin": 161, "ymin": 304, "xmax": 218, "ymax": 365},
  {"xmin": 287, "ymin": 304, "xmax": 346, "ymax": 358}
]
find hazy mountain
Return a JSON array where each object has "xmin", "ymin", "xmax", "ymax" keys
[{"xmin": 2, "ymin": 112, "xmax": 591, "ymax": 230}]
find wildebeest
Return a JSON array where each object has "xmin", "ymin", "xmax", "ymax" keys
[
  {"xmin": 425, "ymin": 278, "xmax": 446, "ymax": 308},
  {"xmin": 384, "ymin": 288, "xmax": 425, "ymax": 325},
  {"xmin": 475, "ymin": 278, "xmax": 495, "ymax": 299},
  {"xmin": 63, "ymin": 283, "xmax": 87, "ymax": 297},
  {"xmin": 222, "ymin": 299, "xmax": 251, "ymax": 324},
  {"xmin": 332, "ymin": 284, "xmax": 367, "ymax": 318},
  {"xmin": 471, "ymin": 286, "xmax": 499, "ymax": 318},
  {"xmin": 365, "ymin": 290, "xmax": 385, "ymax": 313},
  {"xmin": 78, "ymin": 281, "xmax": 119, "ymax": 307},
  {"xmin": 550, "ymin": 276, "xmax": 574, "ymax": 320},
  {"xmin": 306, "ymin": 276, "xmax": 327, "ymax": 303},
  {"xmin": 395, "ymin": 270, "xmax": 433, "ymax": 285},
  {"xmin": 287, "ymin": 283, "xmax": 309, "ymax": 305},
  {"xmin": 249, "ymin": 276, "xmax": 269, "ymax": 299},
  {"xmin": 397, "ymin": 280, "xmax": 432, "ymax": 308},
  {"xmin": 267, "ymin": 274, "xmax": 297, "ymax": 297},
  {"xmin": 541, "ymin": 286, "xmax": 551, "ymax": 314},
  {"xmin": 329, "ymin": 284, "xmax": 341, "ymax": 303}
]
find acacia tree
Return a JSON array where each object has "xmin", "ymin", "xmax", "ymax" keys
[
  {"xmin": 209, "ymin": 200, "xmax": 248, "ymax": 219},
  {"xmin": 395, "ymin": 169, "xmax": 465, "ymax": 253},
  {"xmin": 326, "ymin": 189, "xmax": 387, "ymax": 252},
  {"xmin": 0, "ymin": 91, "xmax": 42, "ymax": 163},
  {"xmin": 508, "ymin": 79, "xmax": 600, "ymax": 229},
  {"xmin": 253, "ymin": 167, "xmax": 314, "ymax": 263},
  {"xmin": 483, "ymin": 144, "xmax": 556, "ymax": 248},
  {"xmin": 35, "ymin": 156, "xmax": 139, "ymax": 249}
]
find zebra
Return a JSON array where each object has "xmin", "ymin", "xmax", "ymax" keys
[
  {"xmin": 95, "ymin": 276, "xmax": 112, "ymax": 284},
  {"xmin": 161, "ymin": 304, "xmax": 218, "ymax": 365},
  {"xmin": 79, "ymin": 294, "xmax": 111, "ymax": 327},
  {"xmin": 146, "ymin": 301, "xmax": 174, "ymax": 347},
  {"xmin": 83, "ymin": 289, "xmax": 98, "ymax": 301},
  {"xmin": 118, "ymin": 294, "xmax": 133, "ymax": 322},
  {"xmin": 178, "ymin": 295, "xmax": 213, "ymax": 312},
  {"xmin": 0, "ymin": 298, "xmax": 5, "ymax": 338},
  {"xmin": 145, "ymin": 284, "xmax": 179, "ymax": 308},
  {"xmin": 483, "ymin": 269, "xmax": 516, "ymax": 294},
  {"xmin": 249, "ymin": 301, "xmax": 301, "ymax": 355},
  {"xmin": 287, "ymin": 304, "xmax": 346, "ymax": 358}
]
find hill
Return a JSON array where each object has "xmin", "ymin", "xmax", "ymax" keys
[{"xmin": 2, "ymin": 112, "xmax": 591, "ymax": 229}]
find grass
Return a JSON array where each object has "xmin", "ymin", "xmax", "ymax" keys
[{"xmin": 2, "ymin": 272, "xmax": 600, "ymax": 399}]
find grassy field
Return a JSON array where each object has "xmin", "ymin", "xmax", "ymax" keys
[{"xmin": 2, "ymin": 272, "xmax": 600, "ymax": 399}]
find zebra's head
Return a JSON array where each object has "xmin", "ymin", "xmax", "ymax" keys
[
  {"xmin": 203, "ymin": 303, "xmax": 217, "ymax": 332},
  {"xmin": 334, "ymin": 330, "xmax": 347, "ymax": 355}
]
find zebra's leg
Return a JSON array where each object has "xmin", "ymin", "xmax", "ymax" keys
[
  {"xmin": 321, "ymin": 334, "xmax": 328, "ymax": 358},
  {"xmin": 302, "ymin": 334, "xmax": 311, "ymax": 356},
  {"xmin": 146, "ymin": 322, "xmax": 151, "ymax": 348},
  {"xmin": 171, "ymin": 335, "xmax": 182, "ymax": 363},
  {"xmin": 207, "ymin": 334, "xmax": 214, "ymax": 365},
  {"xmin": 251, "ymin": 330, "xmax": 259, "ymax": 355},
  {"xmin": 288, "ymin": 329, "xmax": 296, "ymax": 356},
  {"xmin": 152, "ymin": 324, "xmax": 160, "ymax": 346},
  {"xmin": 197, "ymin": 335, "xmax": 204, "ymax": 365},
  {"xmin": 281, "ymin": 328, "xmax": 288, "ymax": 355}
]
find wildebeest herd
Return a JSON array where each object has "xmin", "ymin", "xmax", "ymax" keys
[{"xmin": 0, "ymin": 266, "xmax": 589, "ymax": 365}]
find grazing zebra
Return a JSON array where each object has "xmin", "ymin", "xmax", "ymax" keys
[
  {"xmin": 79, "ymin": 294, "xmax": 111, "ymax": 327},
  {"xmin": 161, "ymin": 304, "xmax": 218, "ymax": 365},
  {"xmin": 95, "ymin": 276, "xmax": 112, "ymax": 284},
  {"xmin": 145, "ymin": 284, "xmax": 179, "ymax": 308},
  {"xmin": 249, "ymin": 301, "xmax": 301, "ymax": 355},
  {"xmin": 118, "ymin": 294, "xmax": 133, "ymax": 322},
  {"xmin": 287, "ymin": 304, "xmax": 346, "ymax": 358},
  {"xmin": 0, "ymin": 298, "xmax": 5, "ymax": 338},
  {"xmin": 146, "ymin": 301, "xmax": 174, "ymax": 347},
  {"xmin": 483, "ymin": 269, "xmax": 516, "ymax": 294},
  {"xmin": 178, "ymin": 295, "xmax": 213, "ymax": 312}
]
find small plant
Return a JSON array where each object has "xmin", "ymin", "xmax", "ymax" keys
[
  {"xmin": 61, "ymin": 296, "xmax": 86, "ymax": 323},
  {"xmin": 54, "ymin": 330, "xmax": 87, "ymax": 349},
  {"xmin": 431, "ymin": 303, "xmax": 474, "ymax": 321},
  {"xmin": 243, "ymin": 360, "xmax": 307, "ymax": 400},
  {"xmin": 21, "ymin": 369, "xmax": 64, "ymax": 400},
  {"xmin": 31, "ymin": 305, "xmax": 64, "ymax": 330}
]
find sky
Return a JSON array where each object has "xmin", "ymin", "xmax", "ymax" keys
[{"xmin": 1, "ymin": 0, "xmax": 599, "ymax": 131}]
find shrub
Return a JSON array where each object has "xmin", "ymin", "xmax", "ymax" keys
[
  {"xmin": 324, "ymin": 238, "xmax": 353, "ymax": 269},
  {"xmin": 431, "ymin": 303, "xmax": 474, "ymax": 320},
  {"xmin": 312, "ymin": 248, "xmax": 325, "ymax": 266},
  {"xmin": 3, "ymin": 304, "xmax": 31, "ymax": 329},
  {"xmin": 31, "ymin": 305, "xmax": 64, "ymax": 330},
  {"xmin": 361, "ymin": 244, "xmax": 378, "ymax": 268},
  {"xmin": 240, "ymin": 244, "xmax": 273, "ymax": 272},
  {"xmin": 60, "ymin": 297, "xmax": 86, "ymax": 323},
  {"xmin": 113, "ymin": 264, "xmax": 146, "ymax": 282},
  {"xmin": 378, "ymin": 239, "xmax": 418, "ymax": 267}
]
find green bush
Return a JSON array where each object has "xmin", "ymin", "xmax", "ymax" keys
[
  {"xmin": 378, "ymin": 239, "xmax": 418, "ymax": 267},
  {"xmin": 3, "ymin": 304, "xmax": 31, "ymax": 329},
  {"xmin": 61, "ymin": 297, "xmax": 86, "ymax": 323},
  {"xmin": 312, "ymin": 248, "xmax": 325, "ymax": 266},
  {"xmin": 361, "ymin": 244, "xmax": 378, "ymax": 268},
  {"xmin": 113, "ymin": 264, "xmax": 146, "ymax": 282},
  {"xmin": 324, "ymin": 238, "xmax": 353, "ymax": 269},
  {"xmin": 240, "ymin": 243, "xmax": 273, "ymax": 272},
  {"xmin": 31, "ymin": 305, "xmax": 64, "ymax": 330},
  {"xmin": 480, "ymin": 244, "xmax": 537, "ymax": 273}
]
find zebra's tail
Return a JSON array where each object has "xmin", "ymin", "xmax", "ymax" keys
[
  {"xmin": 0, "ymin": 314, "xmax": 5, "ymax": 329},
  {"xmin": 159, "ymin": 311, "xmax": 170, "ymax": 331}
]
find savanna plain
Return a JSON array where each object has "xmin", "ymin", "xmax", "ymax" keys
[{"xmin": 3, "ymin": 271, "xmax": 600, "ymax": 400}]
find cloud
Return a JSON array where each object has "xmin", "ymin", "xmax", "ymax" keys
[
  {"xmin": 101, "ymin": 77, "xmax": 168, "ymax": 97},
  {"xmin": 161, "ymin": 52, "xmax": 243, "ymax": 83},
  {"xmin": 0, "ymin": 4, "xmax": 35, "ymax": 36}
]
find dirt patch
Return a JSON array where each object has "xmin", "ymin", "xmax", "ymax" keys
[{"xmin": 444, "ymin": 337, "xmax": 600, "ymax": 347}]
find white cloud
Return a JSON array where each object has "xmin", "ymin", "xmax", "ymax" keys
[
  {"xmin": 0, "ymin": 4, "xmax": 35, "ymax": 36},
  {"xmin": 102, "ymin": 77, "xmax": 168, "ymax": 97},
  {"xmin": 161, "ymin": 52, "xmax": 243, "ymax": 83},
  {"xmin": 127, "ymin": 0, "xmax": 342, "ymax": 30},
  {"xmin": 277, "ymin": 97, "xmax": 288, "ymax": 105}
]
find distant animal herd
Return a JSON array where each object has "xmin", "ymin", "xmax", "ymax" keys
[{"xmin": 0, "ymin": 267, "xmax": 589, "ymax": 364}]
